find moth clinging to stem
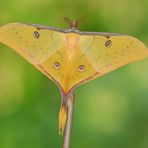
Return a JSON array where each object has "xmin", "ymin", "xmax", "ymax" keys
[{"xmin": 0, "ymin": 18, "xmax": 148, "ymax": 138}]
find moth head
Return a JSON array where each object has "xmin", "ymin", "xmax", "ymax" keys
[{"xmin": 64, "ymin": 17, "xmax": 84, "ymax": 30}]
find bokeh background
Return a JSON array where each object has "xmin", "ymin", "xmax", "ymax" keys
[{"xmin": 0, "ymin": 0, "xmax": 148, "ymax": 148}]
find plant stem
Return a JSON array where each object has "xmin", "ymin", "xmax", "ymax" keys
[{"xmin": 63, "ymin": 93, "xmax": 75, "ymax": 148}]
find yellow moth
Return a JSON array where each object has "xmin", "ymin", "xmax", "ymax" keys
[{"xmin": 0, "ymin": 19, "xmax": 148, "ymax": 134}]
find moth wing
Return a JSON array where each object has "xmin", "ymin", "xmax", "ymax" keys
[
  {"xmin": 79, "ymin": 34, "xmax": 148, "ymax": 74},
  {"xmin": 0, "ymin": 23, "xmax": 65, "ymax": 65}
]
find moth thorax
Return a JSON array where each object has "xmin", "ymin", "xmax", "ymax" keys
[{"xmin": 70, "ymin": 20, "xmax": 79, "ymax": 30}]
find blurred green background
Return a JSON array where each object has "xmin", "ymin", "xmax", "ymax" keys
[{"xmin": 0, "ymin": 0, "xmax": 148, "ymax": 148}]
